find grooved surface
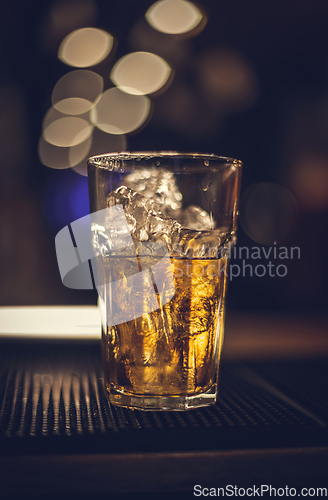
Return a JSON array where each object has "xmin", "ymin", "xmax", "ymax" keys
[{"xmin": 0, "ymin": 345, "xmax": 327, "ymax": 454}]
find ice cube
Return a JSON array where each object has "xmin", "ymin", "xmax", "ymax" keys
[
  {"xmin": 123, "ymin": 167, "xmax": 214, "ymax": 230},
  {"xmin": 180, "ymin": 205, "xmax": 215, "ymax": 231},
  {"xmin": 124, "ymin": 167, "xmax": 182, "ymax": 211},
  {"xmin": 106, "ymin": 186, "xmax": 227, "ymax": 258},
  {"xmin": 107, "ymin": 186, "xmax": 182, "ymax": 244}
]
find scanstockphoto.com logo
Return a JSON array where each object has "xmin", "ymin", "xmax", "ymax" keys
[
  {"xmin": 226, "ymin": 243, "xmax": 300, "ymax": 281},
  {"xmin": 170, "ymin": 241, "xmax": 301, "ymax": 281},
  {"xmin": 55, "ymin": 206, "xmax": 300, "ymax": 326},
  {"xmin": 55, "ymin": 205, "xmax": 175, "ymax": 327}
]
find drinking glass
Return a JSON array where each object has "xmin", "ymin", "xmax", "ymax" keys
[{"xmin": 87, "ymin": 152, "xmax": 242, "ymax": 410}]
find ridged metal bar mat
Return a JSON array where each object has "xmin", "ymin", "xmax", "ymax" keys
[{"xmin": 0, "ymin": 343, "xmax": 327, "ymax": 455}]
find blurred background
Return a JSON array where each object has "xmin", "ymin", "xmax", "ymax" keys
[{"xmin": 1, "ymin": 0, "xmax": 328, "ymax": 314}]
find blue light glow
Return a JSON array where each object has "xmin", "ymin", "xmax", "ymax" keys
[{"xmin": 42, "ymin": 169, "xmax": 90, "ymax": 232}]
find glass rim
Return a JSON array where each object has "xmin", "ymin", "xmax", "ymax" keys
[{"xmin": 87, "ymin": 151, "xmax": 243, "ymax": 170}]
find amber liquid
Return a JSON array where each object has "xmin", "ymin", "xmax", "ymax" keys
[{"xmin": 101, "ymin": 256, "xmax": 228, "ymax": 397}]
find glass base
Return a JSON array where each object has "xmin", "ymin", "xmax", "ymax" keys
[{"xmin": 107, "ymin": 384, "xmax": 218, "ymax": 411}]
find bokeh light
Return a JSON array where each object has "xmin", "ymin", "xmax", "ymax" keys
[
  {"xmin": 197, "ymin": 49, "xmax": 258, "ymax": 110},
  {"xmin": 52, "ymin": 70, "xmax": 103, "ymax": 114},
  {"xmin": 41, "ymin": 0, "xmax": 98, "ymax": 53},
  {"xmin": 146, "ymin": 0, "xmax": 203, "ymax": 35},
  {"xmin": 289, "ymin": 154, "xmax": 328, "ymax": 212},
  {"xmin": 42, "ymin": 107, "xmax": 66, "ymax": 131},
  {"xmin": 50, "ymin": 0, "xmax": 97, "ymax": 33},
  {"xmin": 42, "ymin": 105, "xmax": 92, "ymax": 132},
  {"xmin": 53, "ymin": 98, "xmax": 93, "ymax": 115},
  {"xmin": 90, "ymin": 87, "xmax": 151, "ymax": 134},
  {"xmin": 72, "ymin": 128, "xmax": 127, "ymax": 176},
  {"xmin": 128, "ymin": 18, "xmax": 191, "ymax": 67},
  {"xmin": 42, "ymin": 169, "xmax": 90, "ymax": 230},
  {"xmin": 38, "ymin": 135, "xmax": 92, "ymax": 169},
  {"xmin": 43, "ymin": 116, "xmax": 93, "ymax": 147},
  {"xmin": 58, "ymin": 28, "xmax": 114, "ymax": 67},
  {"xmin": 111, "ymin": 51, "xmax": 171, "ymax": 96},
  {"xmin": 240, "ymin": 183, "xmax": 299, "ymax": 245},
  {"xmin": 68, "ymin": 136, "xmax": 93, "ymax": 170}
]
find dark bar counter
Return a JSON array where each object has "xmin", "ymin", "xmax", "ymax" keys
[{"xmin": 1, "ymin": 313, "xmax": 328, "ymax": 495}]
